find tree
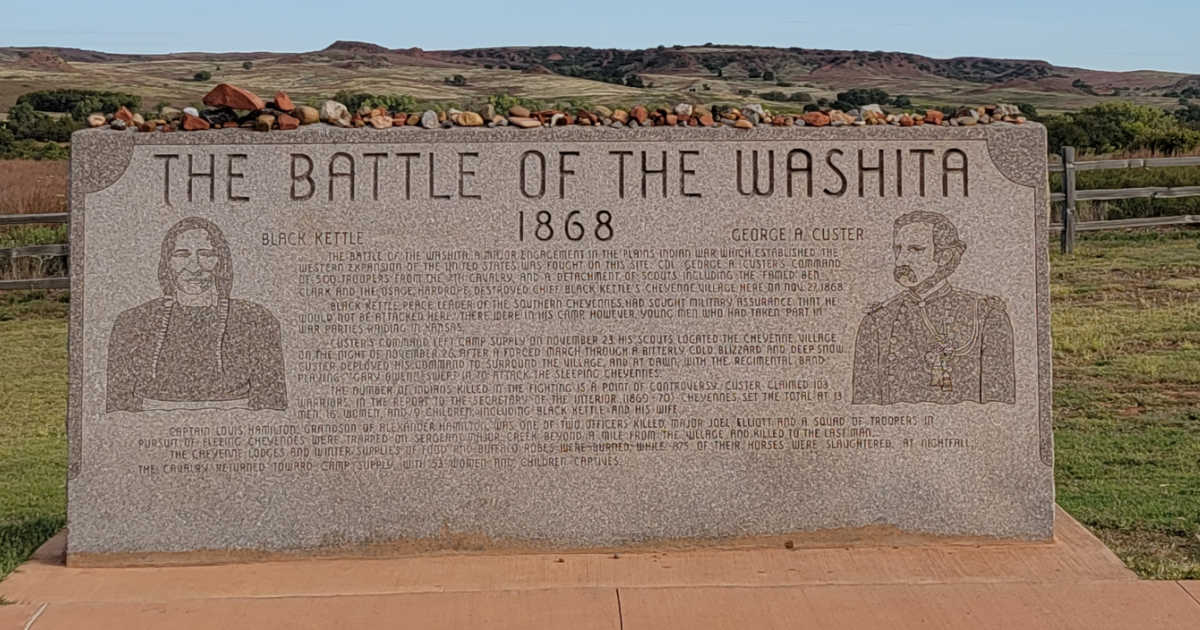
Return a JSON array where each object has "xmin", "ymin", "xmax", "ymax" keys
[
  {"xmin": 1044, "ymin": 102, "xmax": 1200, "ymax": 155},
  {"xmin": 624, "ymin": 74, "xmax": 645, "ymax": 88},
  {"xmin": 242, "ymin": 61, "xmax": 253, "ymax": 70},
  {"xmin": 0, "ymin": 125, "xmax": 14, "ymax": 154},
  {"xmin": 762, "ymin": 70, "xmax": 775, "ymax": 82},
  {"xmin": 193, "ymin": 71, "xmax": 212, "ymax": 82},
  {"xmin": 836, "ymin": 88, "xmax": 890, "ymax": 107},
  {"xmin": 16, "ymin": 89, "xmax": 140, "ymax": 120},
  {"xmin": 5, "ymin": 102, "xmax": 80, "ymax": 142},
  {"xmin": 1174, "ymin": 103, "xmax": 1200, "ymax": 128}
]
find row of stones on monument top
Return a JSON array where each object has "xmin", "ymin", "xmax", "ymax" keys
[{"xmin": 87, "ymin": 82, "xmax": 1029, "ymax": 134}]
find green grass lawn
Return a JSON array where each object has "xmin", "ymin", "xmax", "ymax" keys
[
  {"xmin": 1050, "ymin": 230, "xmax": 1200, "ymax": 578},
  {"xmin": 0, "ymin": 230, "xmax": 1197, "ymax": 581},
  {"xmin": 0, "ymin": 291, "xmax": 68, "ymax": 578}
]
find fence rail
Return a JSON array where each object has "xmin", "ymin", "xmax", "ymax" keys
[
  {"xmin": 1049, "ymin": 214, "xmax": 1200, "ymax": 233},
  {"xmin": 0, "ymin": 277, "xmax": 69, "ymax": 290},
  {"xmin": 1054, "ymin": 147, "xmax": 1200, "ymax": 253},
  {"xmin": 3, "ymin": 146, "xmax": 1200, "ymax": 289},
  {"xmin": 0, "ymin": 212, "xmax": 69, "ymax": 225}
]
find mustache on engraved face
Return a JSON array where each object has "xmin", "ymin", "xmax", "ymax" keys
[{"xmin": 893, "ymin": 265, "xmax": 918, "ymax": 286}]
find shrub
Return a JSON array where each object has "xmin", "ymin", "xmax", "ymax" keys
[
  {"xmin": 0, "ymin": 138, "xmax": 69, "ymax": 160},
  {"xmin": 836, "ymin": 88, "xmax": 890, "ymax": 107},
  {"xmin": 332, "ymin": 91, "xmax": 418, "ymax": 112},
  {"xmin": 759, "ymin": 91, "xmax": 813, "ymax": 103},
  {"xmin": 16, "ymin": 89, "xmax": 141, "ymax": 119},
  {"xmin": 16, "ymin": 89, "xmax": 141, "ymax": 121},
  {"xmin": 242, "ymin": 61, "xmax": 253, "ymax": 70},
  {"xmin": 1044, "ymin": 102, "xmax": 1200, "ymax": 155},
  {"xmin": 488, "ymin": 93, "xmax": 542, "ymax": 113},
  {"xmin": 3, "ymin": 103, "xmax": 80, "ymax": 143},
  {"xmin": 193, "ymin": 70, "xmax": 212, "ymax": 82}
]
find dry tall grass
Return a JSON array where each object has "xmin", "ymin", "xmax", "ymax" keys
[
  {"xmin": 0, "ymin": 160, "xmax": 67, "ymax": 215},
  {"xmin": 0, "ymin": 160, "xmax": 69, "ymax": 283}
]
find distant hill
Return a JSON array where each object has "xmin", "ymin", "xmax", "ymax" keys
[{"xmin": 0, "ymin": 41, "xmax": 1189, "ymax": 113}]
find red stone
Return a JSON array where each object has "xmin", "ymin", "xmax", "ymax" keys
[
  {"xmin": 114, "ymin": 106, "xmax": 135, "ymax": 123},
  {"xmin": 274, "ymin": 91, "xmax": 295, "ymax": 112},
  {"xmin": 277, "ymin": 114, "xmax": 300, "ymax": 130},
  {"xmin": 665, "ymin": 114, "xmax": 678, "ymax": 126},
  {"xmin": 899, "ymin": 114, "xmax": 914, "ymax": 127},
  {"xmin": 181, "ymin": 113, "xmax": 209, "ymax": 131},
  {"xmin": 925, "ymin": 109, "xmax": 944, "ymax": 125},
  {"xmin": 699, "ymin": 114, "xmax": 714, "ymax": 127},
  {"xmin": 631, "ymin": 105, "xmax": 648, "ymax": 124},
  {"xmin": 802, "ymin": 111, "xmax": 831, "ymax": 127},
  {"xmin": 202, "ymin": 83, "xmax": 266, "ymax": 111}
]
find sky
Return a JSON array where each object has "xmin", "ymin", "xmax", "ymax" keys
[{"xmin": 4, "ymin": 0, "xmax": 1198, "ymax": 74}]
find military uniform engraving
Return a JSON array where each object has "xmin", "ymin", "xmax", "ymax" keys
[
  {"xmin": 106, "ymin": 217, "xmax": 287, "ymax": 412},
  {"xmin": 852, "ymin": 211, "xmax": 1015, "ymax": 405}
]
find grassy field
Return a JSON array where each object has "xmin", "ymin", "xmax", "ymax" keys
[
  {"xmin": 0, "ymin": 229, "xmax": 1197, "ymax": 581},
  {"xmin": 1050, "ymin": 229, "xmax": 1200, "ymax": 578},
  {"xmin": 0, "ymin": 291, "xmax": 68, "ymax": 578}
]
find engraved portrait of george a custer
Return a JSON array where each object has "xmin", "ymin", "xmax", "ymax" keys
[{"xmin": 851, "ymin": 211, "xmax": 1016, "ymax": 405}]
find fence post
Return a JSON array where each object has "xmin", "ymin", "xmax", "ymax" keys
[{"xmin": 1060, "ymin": 146, "xmax": 1077, "ymax": 254}]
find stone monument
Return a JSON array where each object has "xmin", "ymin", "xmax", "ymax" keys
[{"xmin": 67, "ymin": 124, "xmax": 1053, "ymax": 564}]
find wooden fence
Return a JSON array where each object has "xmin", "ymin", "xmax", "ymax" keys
[
  {"xmin": 0, "ymin": 212, "xmax": 69, "ymax": 290},
  {"xmin": 1048, "ymin": 147, "xmax": 1200, "ymax": 253},
  {"xmin": 3, "ymin": 146, "xmax": 1200, "ymax": 289}
]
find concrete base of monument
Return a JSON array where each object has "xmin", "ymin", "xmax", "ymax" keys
[
  {"xmin": 4, "ymin": 507, "xmax": 1200, "ymax": 629},
  {"xmin": 64, "ymin": 523, "xmax": 1060, "ymax": 569}
]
